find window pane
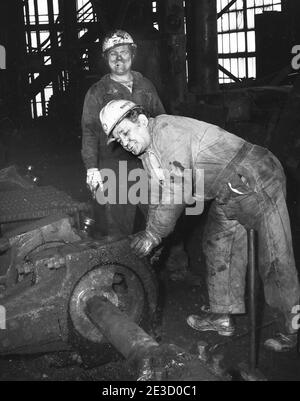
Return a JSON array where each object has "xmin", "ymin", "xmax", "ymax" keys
[
  {"xmin": 247, "ymin": 8, "xmax": 255, "ymax": 28},
  {"xmin": 238, "ymin": 58, "xmax": 246, "ymax": 78},
  {"xmin": 223, "ymin": 33, "xmax": 230, "ymax": 53},
  {"xmin": 218, "ymin": 35, "xmax": 223, "ymax": 53},
  {"xmin": 237, "ymin": 10, "xmax": 244, "ymax": 29},
  {"xmin": 255, "ymin": 0, "xmax": 264, "ymax": 7},
  {"xmin": 229, "ymin": 12, "xmax": 237, "ymax": 30},
  {"xmin": 53, "ymin": 0, "xmax": 59, "ymax": 15},
  {"xmin": 237, "ymin": 32, "xmax": 246, "ymax": 52},
  {"xmin": 231, "ymin": 58, "xmax": 238, "ymax": 78},
  {"xmin": 221, "ymin": 13, "xmax": 229, "ymax": 31},
  {"xmin": 248, "ymin": 57, "xmax": 256, "ymax": 77},
  {"xmin": 236, "ymin": 0, "xmax": 244, "ymax": 10},
  {"xmin": 230, "ymin": 33, "xmax": 238, "ymax": 53},
  {"xmin": 247, "ymin": 30, "xmax": 256, "ymax": 52}
]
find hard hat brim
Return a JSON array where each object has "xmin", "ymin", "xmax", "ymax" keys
[
  {"xmin": 103, "ymin": 42, "xmax": 137, "ymax": 55},
  {"xmin": 107, "ymin": 135, "xmax": 115, "ymax": 145}
]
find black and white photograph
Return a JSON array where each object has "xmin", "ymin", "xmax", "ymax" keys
[{"xmin": 0, "ymin": 0, "xmax": 299, "ymax": 383}]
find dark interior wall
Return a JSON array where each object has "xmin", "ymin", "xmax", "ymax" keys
[
  {"xmin": 256, "ymin": 0, "xmax": 300, "ymax": 80},
  {"xmin": 0, "ymin": 0, "xmax": 30, "ymax": 121},
  {"xmin": 91, "ymin": 0, "xmax": 154, "ymax": 36}
]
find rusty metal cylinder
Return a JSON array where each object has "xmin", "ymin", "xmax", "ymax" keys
[{"xmin": 85, "ymin": 296, "xmax": 159, "ymax": 362}]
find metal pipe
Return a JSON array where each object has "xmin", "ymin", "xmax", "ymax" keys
[
  {"xmin": 186, "ymin": 0, "xmax": 219, "ymax": 94},
  {"xmin": 85, "ymin": 296, "xmax": 159, "ymax": 362},
  {"xmin": 248, "ymin": 229, "xmax": 257, "ymax": 371},
  {"xmin": 85, "ymin": 296, "xmax": 224, "ymax": 381}
]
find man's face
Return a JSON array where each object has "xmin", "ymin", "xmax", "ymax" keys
[
  {"xmin": 107, "ymin": 44, "xmax": 133, "ymax": 76},
  {"xmin": 112, "ymin": 115, "xmax": 151, "ymax": 156}
]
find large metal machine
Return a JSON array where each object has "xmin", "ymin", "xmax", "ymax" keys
[{"xmin": 0, "ymin": 214, "xmax": 158, "ymax": 363}]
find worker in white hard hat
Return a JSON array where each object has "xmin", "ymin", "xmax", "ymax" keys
[
  {"xmin": 81, "ymin": 29, "xmax": 165, "ymax": 236},
  {"xmin": 99, "ymin": 99, "xmax": 300, "ymax": 353}
]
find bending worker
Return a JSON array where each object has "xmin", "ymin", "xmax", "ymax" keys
[
  {"xmin": 81, "ymin": 29, "xmax": 165, "ymax": 236},
  {"xmin": 99, "ymin": 99, "xmax": 300, "ymax": 353}
]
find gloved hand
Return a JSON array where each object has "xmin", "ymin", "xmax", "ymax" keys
[
  {"xmin": 130, "ymin": 230, "xmax": 162, "ymax": 258},
  {"xmin": 86, "ymin": 168, "xmax": 103, "ymax": 194}
]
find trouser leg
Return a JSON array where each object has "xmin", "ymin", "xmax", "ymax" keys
[
  {"xmin": 220, "ymin": 167, "xmax": 300, "ymax": 332},
  {"xmin": 255, "ymin": 185, "xmax": 300, "ymax": 332},
  {"xmin": 203, "ymin": 200, "xmax": 248, "ymax": 314}
]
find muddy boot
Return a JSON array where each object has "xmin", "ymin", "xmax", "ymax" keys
[
  {"xmin": 264, "ymin": 333, "xmax": 298, "ymax": 352},
  {"xmin": 264, "ymin": 310, "xmax": 299, "ymax": 352},
  {"xmin": 187, "ymin": 313, "xmax": 235, "ymax": 337}
]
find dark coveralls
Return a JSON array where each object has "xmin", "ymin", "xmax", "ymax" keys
[
  {"xmin": 81, "ymin": 71, "xmax": 165, "ymax": 235},
  {"xmin": 140, "ymin": 115, "xmax": 300, "ymax": 329}
]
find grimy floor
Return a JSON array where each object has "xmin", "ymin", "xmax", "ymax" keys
[{"xmin": 0, "ymin": 135, "xmax": 299, "ymax": 381}]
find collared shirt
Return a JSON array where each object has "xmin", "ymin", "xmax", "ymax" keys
[{"xmin": 81, "ymin": 71, "xmax": 165, "ymax": 169}]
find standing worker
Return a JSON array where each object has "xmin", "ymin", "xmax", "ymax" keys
[
  {"xmin": 81, "ymin": 30, "xmax": 165, "ymax": 236},
  {"xmin": 99, "ymin": 99, "xmax": 300, "ymax": 352}
]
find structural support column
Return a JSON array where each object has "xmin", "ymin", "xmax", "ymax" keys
[
  {"xmin": 59, "ymin": 0, "xmax": 80, "ymax": 90},
  {"xmin": 186, "ymin": 0, "xmax": 219, "ymax": 95},
  {"xmin": 157, "ymin": 0, "xmax": 187, "ymax": 112}
]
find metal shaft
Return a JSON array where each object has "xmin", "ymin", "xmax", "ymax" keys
[
  {"xmin": 248, "ymin": 229, "xmax": 257, "ymax": 371},
  {"xmin": 85, "ymin": 296, "xmax": 159, "ymax": 362},
  {"xmin": 85, "ymin": 296, "xmax": 223, "ymax": 381}
]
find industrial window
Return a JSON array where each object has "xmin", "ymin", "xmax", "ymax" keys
[
  {"xmin": 30, "ymin": 75, "xmax": 53, "ymax": 119},
  {"xmin": 24, "ymin": 0, "xmax": 95, "ymax": 118},
  {"xmin": 217, "ymin": 0, "xmax": 282, "ymax": 84},
  {"xmin": 152, "ymin": 1, "xmax": 159, "ymax": 30},
  {"xmin": 24, "ymin": 0, "xmax": 60, "ymax": 118},
  {"xmin": 77, "ymin": 0, "xmax": 97, "ymax": 23}
]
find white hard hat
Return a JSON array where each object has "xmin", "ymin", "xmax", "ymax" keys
[
  {"xmin": 102, "ymin": 30, "xmax": 137, "ymax": 54},
  {"xmin": 99, "ymin": 100, "xmax": 138, "ymax": 144}
]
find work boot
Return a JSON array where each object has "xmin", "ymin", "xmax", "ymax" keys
[
  {"xmin": 264, "ymin": 332, "xmax": 298, "ymax": 352},
  {"xmin": 187, "ymin": 313, "xmax": 235, "ymax": 337}
]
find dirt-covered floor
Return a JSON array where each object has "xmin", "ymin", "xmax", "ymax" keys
[{"xmin": 0, "ymin": 132, "xmax": 300, "ymax": 381}]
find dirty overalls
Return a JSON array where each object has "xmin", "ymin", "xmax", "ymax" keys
[
  {"xmin": 81, "ymin": 71, "xmax": 165, "ymax": 235},
  {"xmin": 141, "ymin": 115, "xmax": 300, "ymax": 329}
]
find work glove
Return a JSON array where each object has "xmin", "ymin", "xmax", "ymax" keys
[
  {"xmin": 86, "ymin": 168, "xmax": 103, "ymax": 195},
  {"xmin": 130, "ymin": 230, "xmax": 162, "ymax": 258}
]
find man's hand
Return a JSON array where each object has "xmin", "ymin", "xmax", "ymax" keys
[
  {"xmin": 86, "ymin": 168, "xmax": 103, "ymax": 194},
  {"xmin": 130, "ymin": 230, "xmax": 162, "ymax": 258}
]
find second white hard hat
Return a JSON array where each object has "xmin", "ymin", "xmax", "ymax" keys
[{"xmin": 102, "ymin": 30, "xmax": 137, "ymax": 54}]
